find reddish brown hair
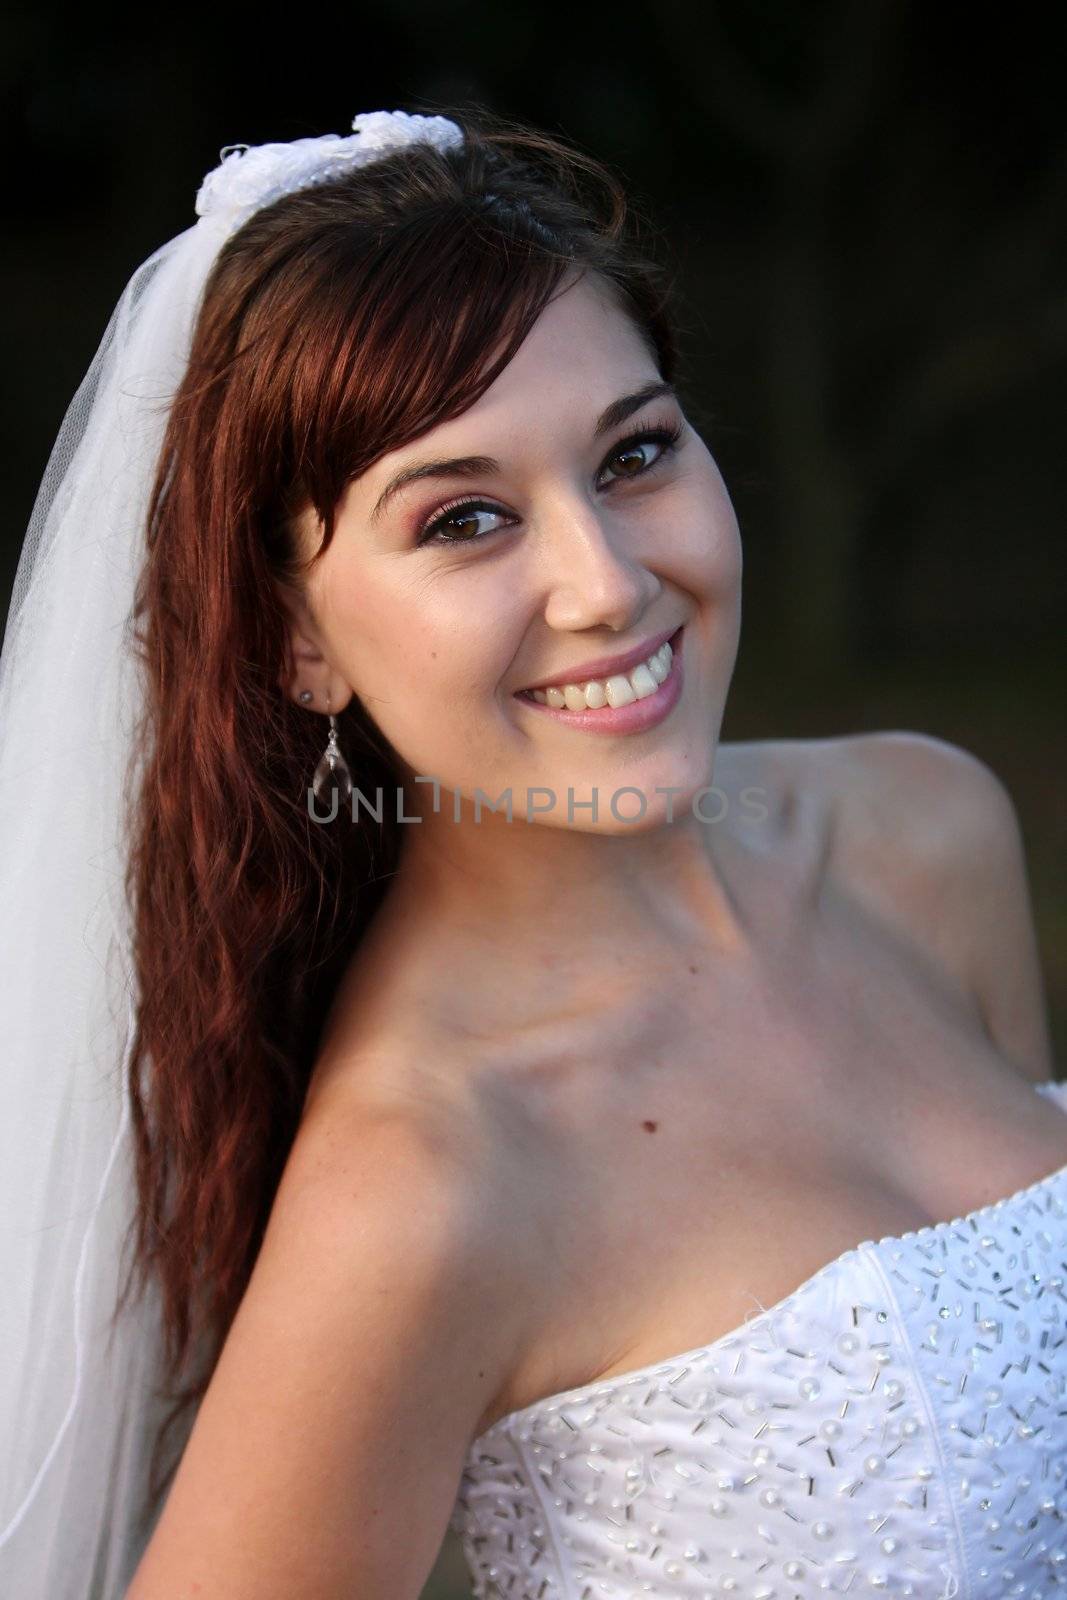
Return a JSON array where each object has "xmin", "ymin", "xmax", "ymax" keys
[{"xmin": 114, "ymin": 100, "xmax": 683, "ymax": 1511}]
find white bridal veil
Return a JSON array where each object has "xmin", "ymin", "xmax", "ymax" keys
[{"xmin": 0, "ymin": 108, "xmax": 463, "ymax": 1598}]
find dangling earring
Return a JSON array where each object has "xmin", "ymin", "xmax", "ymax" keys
[{"xmin": 311, "ymin": 689, "xmax": 353, "ymax": 806}]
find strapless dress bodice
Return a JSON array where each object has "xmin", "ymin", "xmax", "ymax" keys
[{"xmin": 449, "ymin": 1078, "xmax": 1067, "ymax": 1598}]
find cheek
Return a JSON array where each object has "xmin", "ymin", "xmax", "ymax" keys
[
  {"xmin": 717, "ymin": 510, "xmax": 744, "ymax": 589},
  {"xmin": 355, "ymin": 601, "xmax": 509, "ymax": 732},
  {"xmin": 320, "ymin": 560, "xmax": 464, "ymax": 695},
  {"xmin": 671, "ymin": 467, "xmax": 742, "ymax": 594},
  {"xmin": 698, "ymin": 461, "xmax": 742, "ymax": 579}
]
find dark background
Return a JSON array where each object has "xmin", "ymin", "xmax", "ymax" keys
[{"xmin": 3, "ymin": 6, "xmax": 1064, "ymax": 1592}]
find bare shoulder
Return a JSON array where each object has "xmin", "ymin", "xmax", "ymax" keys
[
  {"xmin": 288, "ymin": 1075, "xmax": 538, "ymax": 1426},
  {"xmin": 817, "ymin": 727, "xmax": 1031, "ymax": 895},
  {"xmin": 127, "ymin": 1084, "xmax": 532, "ymax": 1598},
  {"xmin": 719, "ymin": 729, "xmax": 1010, "ymax": 843},
  {"xmin": 315, "ymin": 1046, "xmax": 558, "ymax": 1393},
  {"xmin": 807, "ymin": 730, "xmax": 1054, "ymax": 1084},
  {"xmin": 813, "ymin": 727, "xmax": 1018, "ymax": 840}
]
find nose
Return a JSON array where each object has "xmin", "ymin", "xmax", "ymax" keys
[{"xmin": 539, "ymin": 501, "xmax": 660, "ymax": 635}]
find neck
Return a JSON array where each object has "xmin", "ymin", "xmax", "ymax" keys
[{"xmin": 376, "ymin": 765, "xmax": 761, "ymax": 1037}]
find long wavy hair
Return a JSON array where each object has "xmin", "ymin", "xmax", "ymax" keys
[{"xmin": 114, "ymin": 100, "xmax": 684, "ymax": 1510}]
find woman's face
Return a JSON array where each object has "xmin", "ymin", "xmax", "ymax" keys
[{"xmin": 282, "ymin": 272, "xmax": 742, "ymax": 833}]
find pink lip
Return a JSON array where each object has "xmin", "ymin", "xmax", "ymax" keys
[
  {"xmin": 513, "ymin": 626, "xmax": 685, "ymax": 735},
  {"xmin": 516, "ymin": 624, "xmax": 681, "ymax": 694}
]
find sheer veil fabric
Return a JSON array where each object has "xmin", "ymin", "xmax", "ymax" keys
[{"xmin": 0, "ymin": 110, "xmax": 462, "ymax": 1598}]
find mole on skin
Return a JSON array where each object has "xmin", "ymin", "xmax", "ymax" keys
[{"xmin": 641, "ymin": 1120, "xmax": 658, "ymax": 1133}]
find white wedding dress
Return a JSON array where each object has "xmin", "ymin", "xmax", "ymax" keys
[{"xmin": 449, "ymin": 1077, "xmax": 1067, "ymax": 1599}]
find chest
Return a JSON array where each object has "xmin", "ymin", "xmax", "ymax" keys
[
  {"xmin": 454, "ymin": 1132, "xmax": 1067, "ymax": 1598},
  {"xmin": 483, "ymin": 869, "xmax": 1064, "ymax": 1432}
]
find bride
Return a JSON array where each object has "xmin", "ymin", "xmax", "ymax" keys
[{"xmin": 1, "ymin": 103, "xmax": 1062, "ymax": 1600}]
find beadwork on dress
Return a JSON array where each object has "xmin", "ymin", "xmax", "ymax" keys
[{"xmin": 450, "ymin": 1079, "xmax": 1067, "ymax": 1597}]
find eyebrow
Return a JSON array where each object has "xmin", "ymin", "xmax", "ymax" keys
[{"xmin": 369, "ymin": 380, "xmax": 678, "ymax": 526}]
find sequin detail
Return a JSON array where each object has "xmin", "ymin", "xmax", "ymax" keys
[{"xmin": 450, "ymin": 1080, "xmax": 1067, "ymax": 1597}]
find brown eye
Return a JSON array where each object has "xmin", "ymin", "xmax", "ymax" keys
[
  {"xmin": 416, "ymin": 418, "xmax": 685, "ymax": 549},
  {"xmin": 608, "ymin": 439, "xmax": 661, "ymax": 478},
  {"xmin": 416, "ymin": 500, "xmax": 512, "ymax": 547},
  {"xmin": 598, "ymin": 422, "xmax": 684, "ymax": 486}
]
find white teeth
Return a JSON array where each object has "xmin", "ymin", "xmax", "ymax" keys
[
  {"xmin": 647, "ymin": 650, "xmax": 670, "ymax": 686},
  {"xmin": 563, "ymin": 682, "xmax": 594, "ymax": 711},
  {"xmin": 530, "ymin": 638, "xmax": 674, "ymax": 709}
]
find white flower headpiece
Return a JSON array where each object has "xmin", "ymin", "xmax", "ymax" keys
[{"xmin": 194, "ymin": 109, "xmax": 464, "ymax": 241}]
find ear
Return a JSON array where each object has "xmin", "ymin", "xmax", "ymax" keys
[{"xmin": 275, "ymin": 582, "xmax": 354, "ymax": 716}]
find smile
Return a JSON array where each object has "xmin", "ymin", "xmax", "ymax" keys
[{"xmin": 514, "ymin": 627, "xmax": 685, "ymax": 735}]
